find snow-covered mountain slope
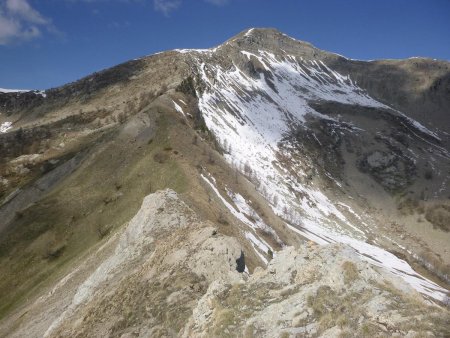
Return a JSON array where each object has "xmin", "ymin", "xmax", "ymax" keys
[
  {"xmin": 1, "ymin": 28, "xmax": 449, "ymax": 334},
  {"xmin": 174, "ymin": 28, "xmax": 450, "ymax": 301}
]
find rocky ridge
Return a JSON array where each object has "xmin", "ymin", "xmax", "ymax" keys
[{"xmin": 2, "ymin": 189, "xmax": 448, "ymax": 337}]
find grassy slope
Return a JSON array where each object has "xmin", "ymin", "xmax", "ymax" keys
[
  {"xmin": 0, "ymin": 106, "xmax": 189, "ymax": 318},
  {"xmin": 0, "ymin": 85, "xmax": 301, "ymax": 329}
]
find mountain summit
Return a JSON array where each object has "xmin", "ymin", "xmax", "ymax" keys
[{"xmin": 0, "ymin": 29, "xmax": 449, "ymax": 337}]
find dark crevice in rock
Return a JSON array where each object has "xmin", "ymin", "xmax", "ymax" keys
[{"xmin": 236, "ymin": 250, "xmax": 245, "ymax": 273}]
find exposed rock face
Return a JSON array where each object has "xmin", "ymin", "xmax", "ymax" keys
[
  {"xmin": 185, "ymin": 244, "xmax": 449, "ymax": 337},
  {"xmin": 0, "ymin": 91, "xmax": 45, "ymax": 116},
  {"xmin": 358, "ymin": 150, "xmax": 415, "ymax": 191},
  {"xmin": 11, "ymin": 189, "xmax": 244, "ymax": 338}
]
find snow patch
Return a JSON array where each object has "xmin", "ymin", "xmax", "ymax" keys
[
  {"xmin": 173, "ymin": 100, "xmax": 186, "ymax": 117},
  {"xmin": 244, "ymin": 28, "xmax": 255, "ymax": 37},
  {"xmin": 0, "ymin": 88, "xmax": 46, "ymax": 97},
  {"xmin": 194, "ymin": 49, "xmax": 448, "ymax": 301},
  {"xmin": 0, "ymin": 121, "xmax": 12, "ymax": 133},
  {"xmin": 0, "ymin": 88, "xmax": 29, "ymax": 93},
  {"xmin": 201, "ymin": 173, "xmax": 277, "ymax": 265}
]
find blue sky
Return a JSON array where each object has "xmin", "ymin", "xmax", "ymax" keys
[{"xmin": 0, "ymin": 0, "xmax": 449, "ymax": 90}]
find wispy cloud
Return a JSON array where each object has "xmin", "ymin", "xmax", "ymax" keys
[
  {"xmin": 61, "ymin": 0, "xmax": 229, "ymax": 17},
  {"xmin": 0, "ymin": 0, "xmax": 230, "ymax": 45},
  {"xmin": 153, "ymin": 0, "xmax": 230, "ymax": 16},
  {"xmin": 204, "ymin": 0, "xmax": 229, "ymax": 6},
  {"xmin": 0, "ymin": 0, "xmax": 52, "ymax": 45},
  {"xmin": 153, "ymin": 0, "xmax": 181, "ymax": 16}
]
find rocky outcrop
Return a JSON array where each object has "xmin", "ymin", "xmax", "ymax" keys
[
  {"xmin": 358, "ymin": 150, "xmax": 416, "ymax": 191},
  {"xmin": 3, "ymin": 190, "xmax": 448, "ymax": 337},
  {"xmin": 0, "ymin": 91, "xmax": 45, "ymax": 116},
  {"xmin": 12, "ymin": 189, "xmax": 245, "ymax": 338},
  {"xmin": 185, "ymin": 243, "xmax": 449, "ymax": 337}
]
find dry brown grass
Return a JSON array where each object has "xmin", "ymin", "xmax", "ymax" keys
[
  {"xmin": 374, "ymin": 280, "xmax": 450, "ymax": 336},
  {"xmin": 414, "ymin": 250, "xmax": 450, "ymax": 286},
  {"xmin": 342, "ymin": 261, "xmax": 359, "ymax": 284},
  {"xmin": 425, "ymin": 204, "xmax": 450, "ymax": 232},
  {"xmin": 0, "ymin": 109, "xmax": 190, "ymax": 319}
]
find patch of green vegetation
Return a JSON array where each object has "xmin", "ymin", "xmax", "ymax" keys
[
  {"xmin": 306, "ymin": 286, "xmax": 386, "ymax": 335},
  {"xmin": 425, "ymin": 204, "xmax": 450, "ymax": 232},
  {"xmin": 0, "ymin": 113, "xmax": 188, "ymax": 319},
  {"xmin": 373, "ymin": 280, "xmax": 450, "ymax": 336},
  {"xmin": 206, "ymin": 282, "xmax": 283, "ymax": 337},
  {"xmin": 342, "ymin": 261, "xmax": 359, "ymax": 284},
  {"xmin": 71, "ymin": 269, "xmax": 203, "ymax": 337},
  {"xmin": 176, "ymin": 76, "xmax": 197, "ymax": 98}
]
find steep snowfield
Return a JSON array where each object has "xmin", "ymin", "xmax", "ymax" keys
[{"xmin": 190, "ymin": 48, "xmax": 448, "ymax": 301}]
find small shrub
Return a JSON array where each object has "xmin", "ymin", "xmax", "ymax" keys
[
  {"xmin": 158, "ymin": 84, "xmax": 168, "ymax": 96},
  {"xmin": 176, "ymin": 76, "xmax": 197, "ymax": 97},
  {"xmin": 217, "ymin": 212, "xmax": 229, "ymax": 225},
  {"xmin": 243, "ymin": 162, "xmax": 252, "ymax": 175},
  {"xmin": 338, "ymin": 330, "xmax": 353, "ymax": 338},
  {"xmin": 243, "ymin": 324, "xmax": 256, "ymax": 338},
  {"xmin": 337, "ymin": 315, "xmax": 349, "ymax": 328},
  {"xmin": 117, "ymin": 111, "xmax": 127, "ymax": 124},
  {"xmin": 153, "ymin": 152, "xmax": 169, "ymax": 164},
  {"xmin": 97, "ymin": 224, "xmax": 111, "ymax": 239},
  {"xmin": 307, "ymin": 285, "xmax": 337, "ymax": 317},
  {"xmin": 15, "ymin": 210, "xmax": 24, "ymax": 219},
  {"xmin": 319, "ymin": 313, "xmax": 335, "ymax": 332},
  {"xmin": 342, "ymin": 261, "xmax": 359, "ymax": 284},
  {"xmin": 44, "ymin": 242, "xmax": 66, "ymax": 260},
  {"xmin": 207, "ymin": 151, "xmax": 215, "ymax": 165},
  {"xmin": 425, "ymin": 204, "xmax": 450, "ymax": 232},
  {"xmin": 359, "ymin": 322, "xmax": 378, "ymax": 337}
]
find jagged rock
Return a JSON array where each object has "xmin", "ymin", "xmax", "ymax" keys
[
  {"xmin": 38, "ymin": 190, "xmax": 244, "ymax": 338},
  {"xmin": 184, "ymin": 244, "xmax": 449, "ymax": 337}
]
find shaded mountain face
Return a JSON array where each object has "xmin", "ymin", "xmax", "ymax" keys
[{"xmin": 0, "ymin": 28, "xmax": 449, "ymax": 336}]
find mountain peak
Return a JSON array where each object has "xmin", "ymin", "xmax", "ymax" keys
[
  {"xmin": 240, "ymin": 27, "xmax": 283, "ymax": 36},
  {"xmin": 231, "ymin": 27, "xmax": 302, "ymax": 43},
  {"xmin": 223, "ymin": 27, "xmax": 321, "ymax": 59}
]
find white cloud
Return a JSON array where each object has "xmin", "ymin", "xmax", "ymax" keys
[
  {"xmin": 204, "ymin": 0, "xmax": 228, "ymax": 5},
  {"xmin": 153, "ymin": 0, "xmax": 229, "ymax": 16},
  {"xmin": 6, "ymin": 0, "xmax": 48, "ymax": 24},
  {"xmin": 0, "ymin": 0, "xmax": 51, "ymax": 45},
  {"xmin": 61, "ymin": 0, "xmax": 229, "ymax": 16},
  {"xmin": 153, "ymin": 0, "xmax": 181, "ymax": 16}
]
